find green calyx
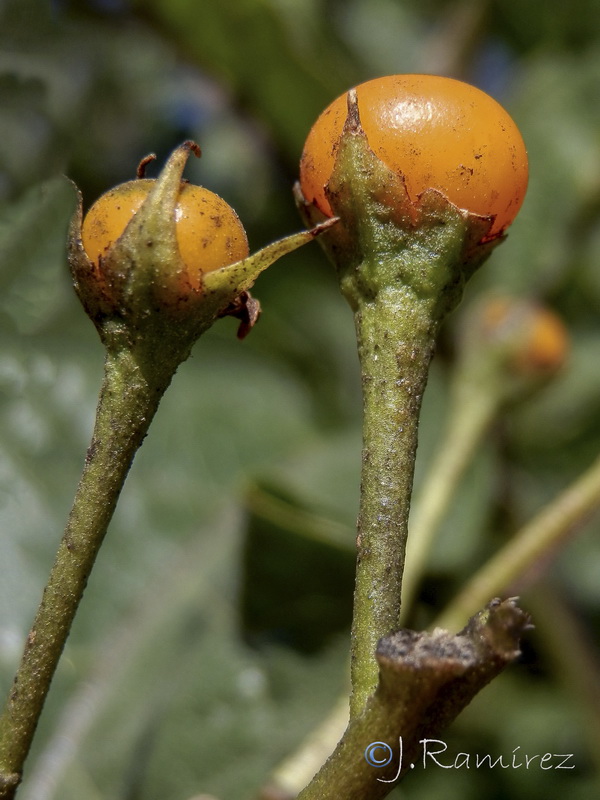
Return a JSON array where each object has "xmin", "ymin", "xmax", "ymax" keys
[
  {"xmin": 69, "ymin": 141, "xmax": 336, "ymax": 367},
  {"xmin": 296, "ymin": 90, "xmax": 501, "ymax": 320}
]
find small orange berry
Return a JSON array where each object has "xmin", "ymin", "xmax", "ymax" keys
[
  {"xmin": 81, "ymin": 179, "xmax": 249, "ymax": 291},
  {"xmin": 512, "ymin": 307, "xmax": 569, "ymax": 375},
  {"xmin": 300, "ymin": 74, "xmax": 528, "ymax": 237},
  {"xmin": 480, "ymin": 297, "xmax": 568, "ymax": 376}
]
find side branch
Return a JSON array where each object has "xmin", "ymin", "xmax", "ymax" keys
[{"xmin": 299, "ymin": 598, "xmax": 530, "ymax": 800}]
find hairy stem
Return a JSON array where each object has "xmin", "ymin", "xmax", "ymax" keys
[
  {"xmin": 0, "ymin": 347, "xmax": 174, "ymax": 799},
  {"xmin": 350, "ymin": 285, "xmax": 439, "ymax": 717}
]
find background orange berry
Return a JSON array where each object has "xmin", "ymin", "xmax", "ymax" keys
[
  {"xmin": 480, "ymin": 296, "xmax": 568, "ymax": 375},
  {"xmin": 81, "ymin": 179, "xmax": 249, "ymax": 290},
  {"xmin": 300, "ymin": 74, "xmax": 529, "ymax": 237},
  {"xmin": 515, "ymin": 307, "xmax": 569, "ymax": 374}
]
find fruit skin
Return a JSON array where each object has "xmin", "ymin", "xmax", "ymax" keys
[
  {"xmin": 300, "ymin": 74, "xmax": 528, "ymax": 238},
  {"xmin": 81, "ymin": 178, "xmax": 249, "ymax": 291}
]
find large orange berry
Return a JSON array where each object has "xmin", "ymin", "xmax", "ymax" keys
[
  {"xmin": 300, "ymin": 74, "xmax": 528, "ymax": 237},
  {"xmin": 81, "ymin": 178, "xmax": 249, "ymax": 290}
]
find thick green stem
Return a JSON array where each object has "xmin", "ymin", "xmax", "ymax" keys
[
  {"xmin": 294, "ymin": 87, "xmax": 506, "ymax": 792},
  {"xmin": 350, "ymin": 284, "xmax": 440, "ymax": 717},
  {"xmin": 0, "ymin": 348, "xmax": 173, "ymax": 799}
]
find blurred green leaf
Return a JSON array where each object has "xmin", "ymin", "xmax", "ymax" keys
[
  {"xmin": 0, "ymin": 175, "xmax": 76, "ymax": 332},
  {"xmin": 136, "ymin": 0, "xmax": 362, "ymax": 161},
  {"xmin": 240, "ymin": 482, "xmax": 355, "ymax": 652}
]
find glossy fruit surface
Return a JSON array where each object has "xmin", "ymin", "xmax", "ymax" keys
[
  {"xmin": 82, "ymin": 178, "xmax": 249, "ymax": 286},
  {"xmin": 300, "ymin": 74, "xmax": 528, "ymax": 237}
]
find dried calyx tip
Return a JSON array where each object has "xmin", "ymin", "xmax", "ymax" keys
[
  {"xmin": 182, "ymin": 139, "xmax": 202, "ymax": 159},
  {"xmin": 344, "ymin": 88, "xmax": 362, "ymax": 133},
  {"xmin": 136, "ymin": 153, "xmax": 157, "ymax": 179},
  {"xmin": 310, "ymin": 216, "xmax": 339, "ymax": 236}
]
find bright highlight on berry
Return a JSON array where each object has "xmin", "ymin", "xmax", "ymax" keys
[{"xmin": 300, "ymin": 74, "xmax": 528, "ymax": 237}]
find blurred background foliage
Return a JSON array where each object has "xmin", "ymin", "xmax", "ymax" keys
[{"xmin": 0, "ymin": 0, "xmax": 599, "ymax": 798}]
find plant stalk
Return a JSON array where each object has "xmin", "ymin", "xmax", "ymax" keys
[
  {"xmin": 0, "ymin": 347, "xmax": 174, "ymax": 799},
  {"xmin": 435, "ymin": 451, "xmax": 600, "ymax": 632},
  {"xmin": 350, "ymin": 284, "xmax": 440, "ymax": 717}
]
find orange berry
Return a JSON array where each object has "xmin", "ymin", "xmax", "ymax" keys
[
  {"xmin": 480, "ymin": 297, "xmax": 568, "ymax": 375},
  {"xmin": 81, "ymin": 179, "xmax": 249, "ymax": 290},
  {"xmin": 513, "ymin": 307, "xmax": 569, "ymax": 375},
  {"xmin": 300, "ymin": 74, "xmax": 528, "ymax": 237}
]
